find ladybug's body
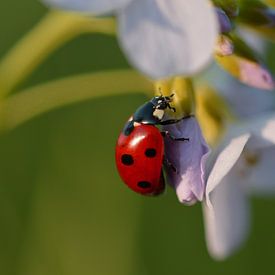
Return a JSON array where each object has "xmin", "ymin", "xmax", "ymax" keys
[
  {"xmin": 116, "ymin": 124, "xmax": 165, "ymax": 195},
  {"xmin": 115, "ymin": 95, "xmax": 188, "ymax": 196}
]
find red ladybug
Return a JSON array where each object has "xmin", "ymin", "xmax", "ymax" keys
[{"xmin": 115, "ymin": 94, "xmax": 189, "ymax": 196}]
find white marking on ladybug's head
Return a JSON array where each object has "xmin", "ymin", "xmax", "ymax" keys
[{"xmin": 153, "ymin": 109, "xmax": 164, "ymax": 120}]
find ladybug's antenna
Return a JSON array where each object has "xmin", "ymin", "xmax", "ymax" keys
[{"xmin": 158, "ymin": 87, "xmax": 163, "ymax": 97}]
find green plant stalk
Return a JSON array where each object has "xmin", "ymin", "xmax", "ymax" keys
[
  {"xmin": 0, "ymin": 10, "xmax": 116, "ymax": 98},
  {"xmin": 0, "ymin": 70, "xmax": 152, "ymax": 131}
]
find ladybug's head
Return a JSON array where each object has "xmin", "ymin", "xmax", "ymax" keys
[{"xmin": 151, "ymin": 94, "xmax": 176, "ymax": 112}]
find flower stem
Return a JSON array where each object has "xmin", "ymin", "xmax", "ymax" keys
[
  {"xmin": 0, "ymin": 70, "xmax": 152, "ymax": 131},
  {"xmin": 0, "ymin": 10, "xmax": 116, "ymax": 98}
]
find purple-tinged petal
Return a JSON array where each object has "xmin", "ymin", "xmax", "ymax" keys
[
  {"xmin": 238, "ymin": 59, "xmax": 275, "ymax": 90},
  {"xmin": 206, "ymin": 113, "xmax": 275, "ymax": 203},
  {"xmin": 215, "ymin": 7, "xmax": 232, "ymax": 33},
  {"xmin": 209, "ymin": 66, "xmax": 275, "ymax": 118},
  {"xmin": 215, "ymin": 55, "xmax": 275, "ymax": 91},
  {"xmin": 204, "ymin": 112, "xmax": 275, "ymax": 259},
  {"xmin": 203, "ymin": 132, "xmax": 252, "ymax": 259},
  {"xmin": 203, "ymin": 174, "xmax": 250, "ymax": 260},
  {"xmin": 163, "ymin": 117, "xmax": 210, "ymax": 205},
  {"xmin": 212, "ymin": 0, "xmax": 239, "ymax": 18},
  {"xmin": 205, "ymin": 133, "xmax": 250, "ymax": 207}
]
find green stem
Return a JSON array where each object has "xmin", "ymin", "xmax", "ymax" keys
[
  {"xmin": 0, "ymin": 70, "xmax": 152, "ymax": 131},
  {"xmin": 0, "ymin": 10, "xmax": 116, "ymax": 97}
]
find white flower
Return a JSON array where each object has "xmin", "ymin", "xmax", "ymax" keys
[
  {"xmin": 42, "ymin": 0, "xmax": 218, "ymax": 79},
  {"xmin": 203, "ymin": 112, "xmax": 275, "ymax": 260}
]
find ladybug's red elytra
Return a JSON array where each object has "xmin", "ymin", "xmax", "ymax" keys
[{"xmin": 115, "ymin": 94, "xmax": 189, "ymax": 196}]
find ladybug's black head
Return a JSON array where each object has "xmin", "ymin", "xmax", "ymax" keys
[{"xmin": 151, "ymin": 94, "xmax": 176, "ymax": 112}]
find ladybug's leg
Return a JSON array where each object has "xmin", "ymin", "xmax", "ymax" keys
[
  {"xmin": 159, "ymin": 119, "xmax": 182, "ymax": 125},
  {"xmin": 161, "ymin": 131, "xmax": 189, "ymax": 142},
  {"xmin": 163, "ymin": 158, "xmax": 178, "ymax": 174},
  {"xmin": 159, "ymin": 115, "xmax": 194, "ymax": 125}
]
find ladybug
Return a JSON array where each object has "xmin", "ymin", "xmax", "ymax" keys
[{"xmin": 115, "ymin": 94, "xmax": 189, "ymax": 196}]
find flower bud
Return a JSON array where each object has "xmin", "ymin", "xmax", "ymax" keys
[
  {"xmin": 215, "ymin": 35, "xmax": 234, "ymax": 57},
  {"xmin": 163, "ymin": 117, "xmax": 210, "ymax": 205},
  {"xmin": 215, "ymin": 7, "xmax": 233, "ymax": 33}
]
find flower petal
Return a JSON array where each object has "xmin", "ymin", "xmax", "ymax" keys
[
  {"xmin": 212, "ymin": 0, "xmax": 239, "ymax": 18},
  {"xmin": 215, "ymin": 35, "xmax": 234, "ymax": 56},
  {"xmin": 204, "ymin": 113, "xmax": 275, "ymax": 259},
  {"xmin": 238, "ymin": 59, "xmax": 275, "ymax": 90},
  {"xmin": 210, "ymin": 67, "xmax": 275, "ymax": 117},
  {"xmin": 257, "ymin": 115, "xmax": 275, "ymax": 144},
  {"xmin": 206, "ymin": 113, "xmax": 275, "ymax": 202},
  {"xmin": 163, "ymin": 117, "xmax": 210, "ymax": 205},
  {"xmin": 206, "ymin": 133, "xmax": 250, "ymax": 206},
  {"xmin": 215, "ymin": 7, "xmax": 232, "ymax": 33},
  {"xmin": 245, "ymin": 112, "xmax": 275, "ymax": 147},
  {"xmin": 42, "ymin": 0, "xmax": 132, "ymax": 14},
  {"xmin": 238, "ymin": 146, "xmax": 275, "ymax": 196},
  {"xmin": 215, "ymin": 54, "xmax": 275, "ymax": 91},
  {"xmin": 237, "ymin": 27, "xmax": 267, "ymax": 55},
  {"xmin": 215, "ymin": 33, "xmax": 275, "ymax": 90},
  {"xmin": 203, "ymin": 175, "xmax": 250, "ymax": 260},
  {"xmin": 229, "ymin": 116, "xmax": 275, "ymax": 196},
  {"xmin": 118, "ymin": 0, "xmax": 218, "ymax": 79}
]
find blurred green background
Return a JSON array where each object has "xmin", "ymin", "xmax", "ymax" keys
[{"xmin": 0, "ymin": 1, "xmax": 275, "ymax": 275}]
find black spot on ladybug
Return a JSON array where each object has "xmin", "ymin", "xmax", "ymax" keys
[
  {"xmin": 121, "ymin": 154, "xmax": 134, "ymax": 165},
  {"xmin": 145, "ymin": 148, "xmax": 157, "ymax": 158},
  {"xmin": 137, "ymin": 181, "xmax": 151, "ymax": 188}
]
